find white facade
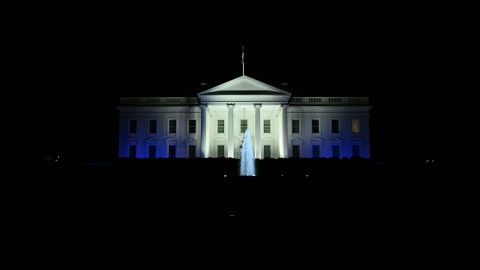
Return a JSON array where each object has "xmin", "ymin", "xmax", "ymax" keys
[{"xmin": 118, "ymin": 75, "xmax": 371, "ymax": 159}]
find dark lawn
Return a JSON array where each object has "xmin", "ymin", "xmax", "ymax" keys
[{"xmin": 6, "ymin": 160, "xmax": 480, "ymax": 268}]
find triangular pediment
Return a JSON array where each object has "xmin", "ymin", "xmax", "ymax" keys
[{"xmin": 198, "ymin": 75, "xmax": 291, "ymax": 96}]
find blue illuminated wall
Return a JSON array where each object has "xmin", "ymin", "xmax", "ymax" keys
[
  {"xmin": 117, "ymin": 106, "xmax": 202, "ymax": 159},
  {"xmin": 287, "ymin": 107, "xmax": 370, "ymax": 159}
]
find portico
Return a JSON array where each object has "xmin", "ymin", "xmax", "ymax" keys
[{"xmin": 197, "ymin": 75, "xmax": 291, "ymax": 159}]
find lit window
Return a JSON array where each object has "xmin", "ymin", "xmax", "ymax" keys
[
  {"xmin": 129, "ymin": 120, "xmax": 137, "ymax": 134},
  {"xmin": 292, "ymin": 120, "xmax": 300, "ymax": 133},
  {"xmin": 241, "ymin": 119, "xmax": 248, "ymax": 133},
  {"xmin": 149, "ymin": 120, "xmax": 157, "ymax": 134},
  {"xmin": 264, "ymin": 120, "xmax": 271, "ymax": 133},
  {"xmin": 352, "ymin": 118, "xmax": 360, "ymax": 133},
  {"xmin": 189, "ymin": 120, "xmax": 196, "ymax": 133},
  {"xmin": 217, "ymin": 145, "xmax": 225, "ymax": 158},
  {"xmin": 331, "ymin": 119, "xmax": 340, "ymax": 134},
  {"xmin": 168, "ymin": 120, "xmax": 177, "ymax": 134},
  {"xmin": 312, "ymin": 119, "xmax": 319, "ymax": 134},
  {"xmin": 264, "ymin": 145, "xmax": 271, "ymax": 158},
  {"xmin": 218, "ymin": 120, "xmax": 224, "ymax": 133}
]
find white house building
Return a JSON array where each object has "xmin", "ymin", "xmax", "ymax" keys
[{"xmin": 117, "ymin": 75, "xmax": 371, "ymax": 159}]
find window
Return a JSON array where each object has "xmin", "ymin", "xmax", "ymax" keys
[
  {"xmin": 312, "ymin": 145, "xmax": 320, "ymax": 158},
  {"xmin": 148, "ymin": 145, "xmax": 156, "ymax": 159},
  {"xmin": 264, "ymin": 145, "xmax": 271, "ymax": 159},
  {"xmin": 168, "ymin": 145, "xmax": 176, "ymax": 158},
  {"xmin": 129, "ymin": 145, "xmax": 136, "ymax": 158},
  {"xmin": 292, "ymin": 119, "xmax": 300, "ymax": 133},
  {"xmin": 292, "ymin": 145, "xmax": 300, "ymax": 158},
  {"xmin": 352, "ymin": 145, "xmax": 360, "ymax": 157},
  {"xmin": 149, "ymin": 120, "xmax": 157, "ymax": 134},
  {"xmin": 332, "ymin": 145, "xmax": 340, "ymax": 158},
  {"xmin": 189, "ymin": 120, "xmax": 196, "ymax": 133},
  {"xmin": 218, "ymin": 120, "xmax": 225, "ymax": 133},
  {"xmin": 264, "ymin": 120, "xmax": 271, "ymax": 133},
  {"xmin": 331, "ymin": 119, "xmax": 340, "ymax": 134},
  {"xmin": 312, "ymin": 119, "xmax": 319, "ymax": 134},
  {"xmin": 168, "ymin": 119, "xmax": 176, "ymax": 134},
  {"xmin": 217, "ymin": 145, "xmax": 225, "ymax": 158},
  {"xmin": 129, "ymin": 120, "xmax": 137, "ymax": 134},
  {"xmin": 188, "ymin": 145, "xmax": 196, "ymax": 158},
  {"xmin": 352, "ymin": 118, "xmax": 360, "ymax": 133},
  {"xmin": 241, "ymin": 119, "xmax": 248, "ymax": 133}
]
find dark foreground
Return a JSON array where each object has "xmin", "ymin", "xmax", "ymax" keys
[{"xmin": 6, "ymin": 159, "xmax": 480, "ymax": 269}]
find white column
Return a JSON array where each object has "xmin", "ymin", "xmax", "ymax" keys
[
  {"xmin": 254, "ymin": 103, "xmax": 261, "ymax": 159},
  {"xmin": 200, "ymin": 104, "xmax": 207, "ymax": 158},
  {"xmin": 227, "ymin": 103, "xmax": 234, "ymax": 158},
  {"xmin": 280, "ymin": 104, "xmax": 288, "ymax": 158}
]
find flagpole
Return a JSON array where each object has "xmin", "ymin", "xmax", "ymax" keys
[{"xmin": 241, "ymin": 45, "xmax": 245, "ymax": 76}]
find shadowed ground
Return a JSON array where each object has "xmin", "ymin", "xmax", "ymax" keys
[{"xmin": 6, "ymin": 159, "xmax": 480, "ymax": 268}]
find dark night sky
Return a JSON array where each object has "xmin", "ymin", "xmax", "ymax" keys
[{"xmin": 5, "ymin": 15, "xmax": 480, "ymax": 163}]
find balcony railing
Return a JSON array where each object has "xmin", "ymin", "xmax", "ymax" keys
[
  {"xmin": 119, "ymin": 96, "xmax": 368, "ymax": 106},
  {"xmin": 289, "ymin": 97, "xmax": 369, "ymax": 105},
  {"xmin": 119, "ymin": 97, "xmax": 199, "ymax": 105}
]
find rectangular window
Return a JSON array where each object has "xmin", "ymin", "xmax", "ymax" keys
[
  {"xmin": 352, "ymin": 118, "xmax": 360, "ymax": 133},
  {"xmin": 292, "ymin": 119, "xmax": 300, "ymax": 133},
  {"xmin": 217, "ymin": 145, "xmax": 225, "ymax": 158},
  {"xmin": 148, "ymin": 145, "xmax": 156, "ymax": 159},
  {"xmin": 292, "ymin": 145, "xmax": 300, "ymax": 158},
  {"xmin": 129, "ymin": 145, "xmax": 136, "ymax": 159},
  {"xmin": 129, "ymin": 119, "xmax": 137, "ymax": 134},
  {"xmin": 168, "ymin": 145, "xmax": 176, "ymax": 158},
  {"xmin": 149, "ymin": 120, "xmax": 157, "ymax": 134},
  {"xmin": 218, "ymin": 120, "xmax": 225, "ymax": 133},
  {"xmin": 264, "ymin": 119, "xmax": 271, "ymax": 133},
  {"xmin": 188, "ymin": 145, "xmax": 196, "ymax": 159},
  {"xmin": 312, "ymin": 145, "xmax": 320, "ymax": 158},
  {"xmin": 312, "ymin": 119, "xmax": 319, "ymax": 134},
  {"xmin": 331, "ymin": 119, "xmax": 340, "ymax": 134},
  {"xmin": 264, "ymin": 145, "xmax": 271, "ymax": 159},
  {"xmin": 241, "ymin": 119, "xmax": 248, "ymax": 133},
  {"xmin": 352, "ymin": 145, "xmax": 360, "ymax": 157},
  {"xmin": 189, "ymin": 120, "xmax": 196, "ymax": 134},
  {"xmin": 332, "ymin": 145, "xmax": 340, "ymax": 158},
  {"xmin": 168, "ymin": 119, "xmax": 177, "ymax": 134}
]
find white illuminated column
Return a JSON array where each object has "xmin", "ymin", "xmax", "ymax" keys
[
  {"xmin": 200, "ymin": 104, "xmax": 207, "ymax": 158},
  {"xmin": 254, "ymin": 103, "xmax": 261, "ymax": 159},
  {"xmin": 227, "ymin": 103, "xmax": 234, "ymax": 158},
  {"xmin": 280, "ymin": 104, "xmax": 288, "ymax": 158}
]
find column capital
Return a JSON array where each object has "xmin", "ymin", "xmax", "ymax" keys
[
  {"xmin": 254, "ymin": 103, "xmax": 262, "ymax": 108},
  {"xmin": 227, "ymin": 103, "xmax": 235, "ymax": 108}
]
